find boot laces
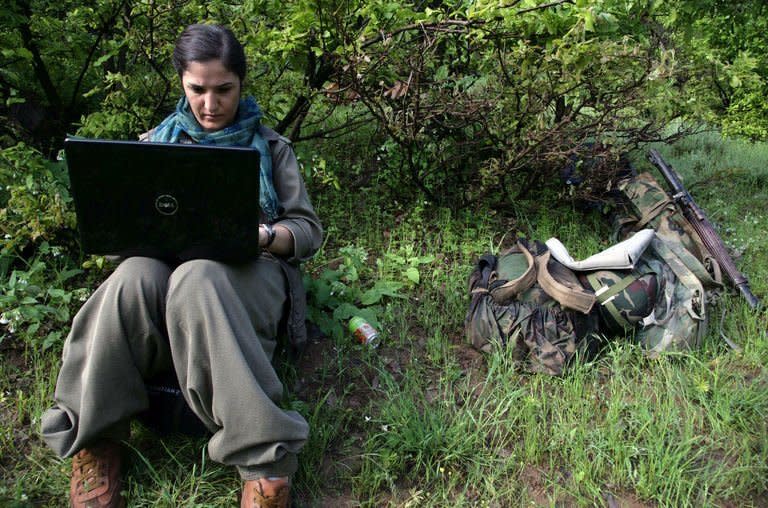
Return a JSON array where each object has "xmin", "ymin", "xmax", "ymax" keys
[
  {"xmin": 249, "ymin": 480, "xmax": 289, "ymax": 508},
  {"xmin": 73, "ymin": 452, "xmax": 106, "ymax": 494}
]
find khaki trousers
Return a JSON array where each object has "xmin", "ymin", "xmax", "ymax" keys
[{"xmin": 41, "ymin": 256, "xmax": 308, "ymax": 479}]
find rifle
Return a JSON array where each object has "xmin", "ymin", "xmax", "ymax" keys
[{"xmin": 648, "ymin": 149, "xmax": 760, "ymax": 309}]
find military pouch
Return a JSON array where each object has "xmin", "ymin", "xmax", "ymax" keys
[
  {"xmin": 466, "ymin": 240, "xmax": 601, "ymax": 374},
  {"xmin": 583, "ymin": 269, "xmax": 659, "ymax": 333},
  {"xmin": 635, "ymin": 236, "xmax": 711, "ymax": 355},
  {"xmin": 488, "ymin": 241, "xmax": 537, "ymax": 304}
]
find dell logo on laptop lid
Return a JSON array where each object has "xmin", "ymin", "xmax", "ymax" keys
[{"xmin": 155, "ymin": 194, "xmax": 179, "ymax": 215}]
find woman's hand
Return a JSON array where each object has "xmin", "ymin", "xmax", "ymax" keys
[{"xmin": 259, "ymin": 223, "xmax": 294, "ymax": 256}]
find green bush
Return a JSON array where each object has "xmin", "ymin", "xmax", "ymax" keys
[
  {"xmin": 0, "ymin": 144, "xmax": 89, "ymax": 351},
  {"xmin": 0, "ymin": 143, "xmax": 76, "ymax": 263},
  {"xmin": 0, "ymin": 243, "xmax": 87, "ymax": 350}
]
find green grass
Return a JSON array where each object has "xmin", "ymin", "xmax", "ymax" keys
[{"xmin": 1, "ymin": 130, "xmax": 767, "ymax": 506}]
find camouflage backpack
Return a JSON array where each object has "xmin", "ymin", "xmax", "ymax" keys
[
  {"xmin": 466, "ymin": 231, "xmax": 720, "ymax": 371},
  {"xmin": 465, "ymin": 168, "xmax": 726, "ymax": 372},
  {"xmin": 465, "ymin": 240, "xmax": 599, "ymax": 376},
  {"xmin": 609, "ymin": 170, "xmax": 725, "ymax": 352}
]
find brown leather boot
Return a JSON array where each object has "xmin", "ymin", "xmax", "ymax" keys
[
  {"xmin": 240, "ymin": 476, "xmax": 290, "ymax": 508},
  {"xmin": 70, "ymin": 441, "xmax": 125, "ymax": 508}
]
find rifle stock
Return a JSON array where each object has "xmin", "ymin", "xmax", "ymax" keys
[{"xmin": 647, "ymin": 149, "xmax": 760, "ymax": 309}]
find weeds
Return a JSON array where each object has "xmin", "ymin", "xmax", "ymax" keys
[{"xmin": 0, "ymin": 243, "xmax": 87, "ymax": 350}]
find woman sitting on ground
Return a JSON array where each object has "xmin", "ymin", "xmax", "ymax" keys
[{"xmin": 41, "ymin": 23, "xmax": 322, "ymax": 508}]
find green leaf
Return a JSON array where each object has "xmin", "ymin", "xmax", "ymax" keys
[
  {"xmin": 597, "ymin": 12, "xmax": 619, "ymax": 32},
  {"xmin": 47, "ymin": 288, "xmax": 67, "ymax": 299},
  {"xmin": 333, "ymin": 302, "xmax": 363, "ymax": 321},
  {"xmin": 94, "ymin": 53, "xmax": 113, "ymax": 67},
  {"xmin": 405, "ymin": 266, "xmax": 420, "ymax": 284},
  {"xmin": 6, "ymin": 97, "xmax": 26, "ymax": 107},
  {"xmin": 59, "ymin": 268, "xmax": 83, "ymax": 282},
  {"xmin": 360, "ymin": 288, "xmax": 384, "ymax": 305},
  {"xmin": 55, "ymin": 307, "xmax": 70, "ymax": 322},
  {"xmin": 360, "ymin": 280, "xmax": 405, "ymax": 305},
  {"xmin": 355, "ymin": 307, "xmax": 381, "ymax": 329},
  {"xmin": 43, "ymin": 331, "xmax": 63, "ymax": 350},
  {"xmin": 411, "ymin": 254, "xmax": 435, "ymax": 265},
  {"xmin": 344, "ymin": 264, "xmax": 359, "ymax": 282},
  {"xmin": 583, "ymin": 10, "xmax": 595, "ymax": 32},
  {"xmin": 313, "ymin": 280, "xmax": 332, "ymax": 306},
  {"xmin": 435, "ymin": 65, "xmax": 449, "ymax": 81}
]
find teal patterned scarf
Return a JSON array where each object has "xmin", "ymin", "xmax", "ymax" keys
[{"xmin": 149, "ymin": 96, "xmax": 280, "ymax": 221}]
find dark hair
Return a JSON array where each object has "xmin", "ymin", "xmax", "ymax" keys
[{"xmin": 172, "ymin": 24, "xmax": 246, "ymax": 82}]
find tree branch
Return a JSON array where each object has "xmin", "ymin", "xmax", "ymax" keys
[
  {"xmin": 294, "ymin": 116, "xmax": 371, "ymax": 142},
  {"xmin": 18, "ymin": 0, "xmax": 62, "ymax": 112},
  {"xmin": 68, "ymin": 0, "xmax": 130, "ymax": 117},
  {"xmin": 361, "ymin": 20, "xmax": 478, "ymax": 49},
  {"xmin": 517, "ymin": 0, "xmax": 574, "ymax": 15}
]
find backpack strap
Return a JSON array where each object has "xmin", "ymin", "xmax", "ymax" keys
[
  {"xmin": 536, "ymin": 251, "xmax": 596, "ymax": 314},
  {"xmin": 585, "ymin": 271, "xmax": 639, "ymax": 330},
  {"xmin": 651, "ymin": 236, "xmax": 706, "ymax": 322},
  {"xmin": 653, "ymin": 235, "xmax": 720, "ymax": 289},
  {"xmin": 636, "ymin": 198, "xmax": 672, "ymax": 230}
]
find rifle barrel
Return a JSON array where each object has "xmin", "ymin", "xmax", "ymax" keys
[
  {"xmin": 647, "ymin": 149, "xmax": 760, "ymax": 309},
  {"xmin": 685, "ymin": 212, "xmax": 760, "ymax": 308}
]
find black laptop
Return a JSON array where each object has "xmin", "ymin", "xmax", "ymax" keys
[{"xmin": 64, "ymin": 137, "xmax": 262, "ymax": 262}]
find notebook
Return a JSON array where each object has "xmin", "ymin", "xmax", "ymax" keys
[{"xmin": 64, "ymin": 137, "xmax": 262, "ymax": 262}]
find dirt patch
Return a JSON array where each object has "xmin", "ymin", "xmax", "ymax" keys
[
  {"xmin": 0, "ymin": 328, "xmax": 28, "ymax": 372},
  {"xmin": 520, "ymin": 465, "xmax": 552, "ymax": 506},
  {"xmin": 602, "ymin": 491, "xmax": 653, "ymax": 508},
  {"xmin": 453, "ymin": 341, "xmax": 487, "ymax": 402}
]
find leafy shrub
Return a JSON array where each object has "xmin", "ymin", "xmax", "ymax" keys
[
  {"xmin": 304, "ymin": 244, "xmax": 434, "ymax": 341},
  {"xmin": 6, "ymin": 0, "xmax": 767, "ymax": 212},
  {"xmin": 0, "ymin": 144, "xmax": 88, "ymax": 351},
  {"xmin": 0, "ymin": 143, "xmax": 76, "ymax": 263},
  {"xmin": 0, "ymin": 243, "xmax": 88, "ymax": 350}
]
